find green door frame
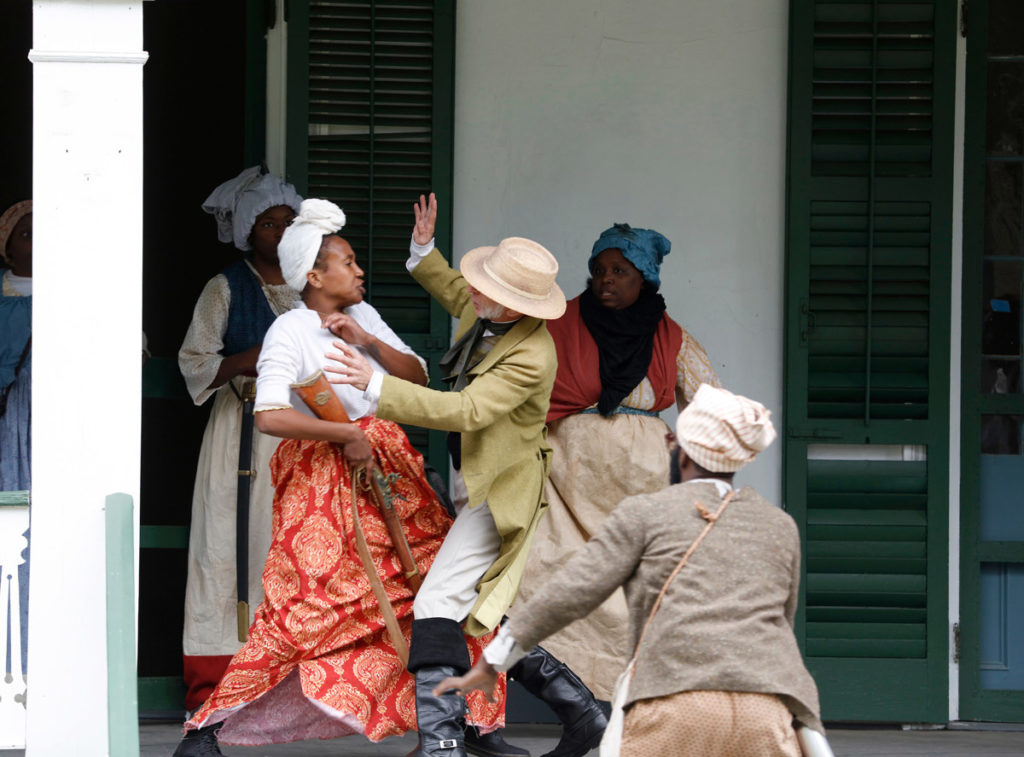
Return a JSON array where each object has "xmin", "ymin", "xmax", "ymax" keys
[
  {"xmin": 783, "ymin": 0, "xmax": 955, "ymax": 722},
  {"xmin": 959, "ymin": 0, "xmax": 1024, "ymax": 723}
]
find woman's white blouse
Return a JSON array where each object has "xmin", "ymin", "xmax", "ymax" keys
[{"xmin": 255, "ymin": 302, "xmax": 426, "ymax": 420}]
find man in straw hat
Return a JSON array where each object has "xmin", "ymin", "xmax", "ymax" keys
[
  {"xmin": 433, "ymin": 384, "xmax": 826, "ymax": 757},
  {"xmin": 328, "ymin": 193, "xmax": 608, "ymax": 757}
]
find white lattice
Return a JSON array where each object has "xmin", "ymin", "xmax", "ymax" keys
[{"xmin": 0, "ymin": 506, "xmax": 28, "ymax": 749}]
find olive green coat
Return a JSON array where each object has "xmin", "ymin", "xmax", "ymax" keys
[{"xmin": 376, "ymin": 249, "xmax": 555, "ymax": 636}]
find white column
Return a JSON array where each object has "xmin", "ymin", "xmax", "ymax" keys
[
  {"xmin": 27, "ymin": 2, "xmax": 146, "ymax": 754},
  {"xmin": 266, "ymin": 0, "xmax": 288, "ymax": 176}
]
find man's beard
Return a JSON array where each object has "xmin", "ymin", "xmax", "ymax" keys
[
  {"xmin": 669, "ymin": 449, "xmax": 682, "ymax": 485},
  {"xmin": 476, "ymin": 301, "xmax": 508, "ymax": 320}
]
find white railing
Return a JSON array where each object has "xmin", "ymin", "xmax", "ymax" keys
[{"xmin": 0, "ymin": 491, "xmax": 29, "ymax": 749}]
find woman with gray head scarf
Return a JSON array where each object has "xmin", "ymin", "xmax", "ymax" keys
[{"xmin": 177, "ymin": 166, "xmax": 302, "ymax": 713}]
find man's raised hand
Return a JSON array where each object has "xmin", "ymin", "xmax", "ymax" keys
[{"xmin": 413, "ymin": 192, "xmax": 437, "ymax": 246}]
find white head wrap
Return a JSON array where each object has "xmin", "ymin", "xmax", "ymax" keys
[
  {"xmin": 202, "ymin": 166, "xmax": 302, "ymax": 251},
  {"xmin": 675, "ymin": 384, "xmax": 777, "ymax": 473},
  {"xmin": 277, "ymin": 199, "xmax": 347, "ymax": 293}
]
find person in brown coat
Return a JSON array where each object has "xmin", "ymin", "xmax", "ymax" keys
[{"xmin": 436, "ymin": 384, "xmax": 825, "ymax": 756}]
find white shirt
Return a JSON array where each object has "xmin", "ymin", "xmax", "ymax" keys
[
  {"xmin": 2, "ymin": 270, "xmax": 32, "ymax": 297},
  {"xmin": 359, "ymin": 234, "xmax": 437, "ymax": 404},
  {"xmin": 255, "ymin": 302, "xmax": 425, "ymax": 419},
  {"xmin": 406, "ymin": 235, "xmax": 435, "ymax": 272}
]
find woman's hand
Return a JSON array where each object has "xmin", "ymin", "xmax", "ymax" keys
[
  {"xmin": 322, "ymin": 312, "xmax": 372, "ymax": 347},
  {"xmin": 341, "ymin": 426, "xmax": 374, "ymax": 469},
  {"xmin": 234, "ymin": 344, "xmax": 263, "ymax": 377},
  {"xmin": 211, "ymin": 344, "xmax": 262, "ymax": 389},
  {"xmin": 412, "ymin": 192, "xmax": 437, "ymax": 246},
  {"xmin": 432, "ymin": 658, "xmax": 500, "ymax": 703},
  {"xmin": 324, "ymin": 341, "xmax": 374, "ymax": 391},
  {"xmin": 254, "ymin": 408, "xmax": 374, "ymax": 472}
]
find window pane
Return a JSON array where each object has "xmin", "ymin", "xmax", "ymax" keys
[
  {"xmin": 981, "ymin": 414, "xmax": 1022, "ymax": 455},
  {"xmin": 986, "ymin": 62, "xmax": 1024, "ymax": 157},
  {"xmin": 985, "ymin": 161, "xmax": 1022, "ymax": 256},
  {"xmin": 982, "ymin": 358, "xmax": 1022, "ymax": 394},
  {"xmin": 989, "ymin": 0, "xmax": 1024, "ymax": 56},
  {"xmin": 982, "ymin": 260, "xmax": 1022, "ymax": 358}
]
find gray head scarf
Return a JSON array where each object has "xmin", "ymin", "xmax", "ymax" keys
[{"xmin": 202, "ymin": 166, "xmax": 302, "ymax": 251}]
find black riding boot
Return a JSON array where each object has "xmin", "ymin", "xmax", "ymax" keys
[
  {"xmin": 407, "ymin": 618, "xmax": 474, "ymax": 757},
  {"xmin": 464, "ymin": 724, "xmax": 531, "ymax": 757},
  {"xmin": 171, "ymin": 723, "xmax": 223, "ymax": 757},
  {"xmin": 410, "ymin": 664, "xmax": 470, "ymax": 756},
  {"xmin": 509, "ymin": 646, "xmax": 607, "ymax": 757}
]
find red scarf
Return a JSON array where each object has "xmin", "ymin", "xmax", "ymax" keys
[{"xmin": 547, "ymin": 295, "xmax": 683, "ymax": 423}]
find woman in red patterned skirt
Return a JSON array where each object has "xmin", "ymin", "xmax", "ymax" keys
[{"xmin": 173, "ymin": 199, "xmax": 508, "ymax": 755}]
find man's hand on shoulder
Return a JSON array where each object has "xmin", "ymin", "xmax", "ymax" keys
[{"xmin": 324, "ymin": 340, "xmax": 374, "ymax": 392}]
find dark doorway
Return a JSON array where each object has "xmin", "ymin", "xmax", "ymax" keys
[{"xmin": 139, "ymin": 0, "xmax": 254, "ymax": 713}]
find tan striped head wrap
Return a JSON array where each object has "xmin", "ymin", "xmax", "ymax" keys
[{"xmin": 675, "ymin": 384, "xmax": 777, "ymax": 473}]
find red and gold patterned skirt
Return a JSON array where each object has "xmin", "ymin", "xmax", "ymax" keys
[{"xmin": 187, "ymin": 416, "xmax": 506, "ymax": 744}]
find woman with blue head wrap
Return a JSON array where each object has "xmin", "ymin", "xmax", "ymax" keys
[
  {"xmin": 177, "ymin": 166, "xmax": 303, "ymax": 714},
  {"xmin": 516, "ymin": 222, "xmax": 722, "ymax": 699},
  {"xmin": 590, "ymin": 222, "xmax": 672, "ymax": 290}
]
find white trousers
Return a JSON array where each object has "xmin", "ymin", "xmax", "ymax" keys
[{"xmin": 413, "ymin": 470, "xmax": 503, "ymax": 620}]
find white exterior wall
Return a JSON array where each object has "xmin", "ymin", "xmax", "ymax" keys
[
  {"xmin": 27, "ymin": 1, "xmax": 145, "ymax": 753},
  {"xmin": 453, "ymin": 0, "xmax": 790, "ymax": 501}
]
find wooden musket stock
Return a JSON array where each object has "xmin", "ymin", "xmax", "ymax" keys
[{"xmin": 290, "ymin": 370, "xmax": 351, "ymax": 423}]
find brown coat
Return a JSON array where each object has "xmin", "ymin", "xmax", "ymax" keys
[{"xmin": 509, "ymin": 481, "xmax": 823, "ymax": 732}]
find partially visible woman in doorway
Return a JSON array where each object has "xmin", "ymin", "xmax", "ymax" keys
[
  {"xmin": 0, "ymin": 198, "xmax": 32, "ymax": 682},
  {"xmin": 177, "ymin": 166, "xmax": 302, "ymax": 711},
  {"xmin": 0, "ymin": 199, "xmax": 32, "ymax": 491}
]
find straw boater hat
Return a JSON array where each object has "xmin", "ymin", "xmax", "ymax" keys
[
  {"xmin": 460, "ymin": 237, "xmax": 566, "ymax": 320},
  {"xmin": 0, "ymin": 201, "xmax": 32, "ymax": 264},
  {"xmin": 675, "ymin": 384, "xmax": 777, "ymax": 473}
]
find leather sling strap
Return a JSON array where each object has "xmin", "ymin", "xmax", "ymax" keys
[
  {"xmin": 625, "ymin": 488, "xmax": 737, "ymax": 686},
  {"xmin": 350, "ymin": 465, "xmax": 410, "ymax": 667}
]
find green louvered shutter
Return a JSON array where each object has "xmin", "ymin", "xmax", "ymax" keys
[
  {"xmin": 783, "ymin": 0, "xmax": 955, "ymax": 721},
  {"xmin": 286, "ymin": 0, "xmax": 455, "ymax": 467}
]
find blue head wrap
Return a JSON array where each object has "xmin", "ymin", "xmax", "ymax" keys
[{"xmin": 588, "ymin": 223, "xmax": 671, "ymax": 288}]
